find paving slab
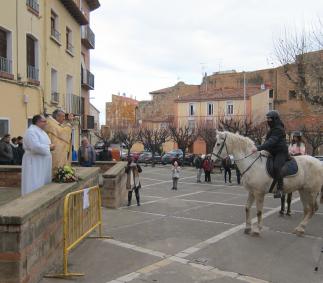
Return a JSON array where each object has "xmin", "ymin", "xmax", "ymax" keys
[
  {"xmin": 130, "ymin": 261, "xmax": 246, "ymax": 283},
  {"xmin": 187, "ymin": 229, "xmax": 323, "ymax": 283},
  {"xmin": 109, "ymin": 216, "xmax": 231, "ymax": 254},
  {"xmin": 175, "ymin": 203, "xmax": 271, "ymax": 225},
  {"xmin": 177, "ymin": 191, "xmax": 246, "ymax": 203},
  {"xmin": 41, "ymin": 239, "xmax": 161, "ymax": 283}
]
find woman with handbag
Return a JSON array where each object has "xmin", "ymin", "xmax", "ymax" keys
[{"xmin": 125, "ymin": 158, "xmax": 142, "ymax": 206}]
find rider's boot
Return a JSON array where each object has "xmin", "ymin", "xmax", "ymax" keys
[
  {"xmin": 279, "ymin": 194, "xmax": 285, "ymax": 215},
  {"xmin": 274, "ymin": 179, "xmax": 284, "ymax": 199}
]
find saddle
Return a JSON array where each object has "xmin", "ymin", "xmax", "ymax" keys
[{"xmin": 266, "ymin": 155, "xmax": 298, "ymax": 179}]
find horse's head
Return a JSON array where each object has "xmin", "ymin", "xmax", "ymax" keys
[{"xmin": 211, "ymin": 131, "xmax": 229, "ymax": 162}]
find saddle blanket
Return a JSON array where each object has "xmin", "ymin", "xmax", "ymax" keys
[{"xmin": 266, "ymin": 156, "xmax": 298, "ymax": 179}]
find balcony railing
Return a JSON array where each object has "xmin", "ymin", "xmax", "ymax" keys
[
  {"xmin": 26, "ymin": 0, "xmax": 39, "ymax": 13},
  {"xmin": 0, "ymin": 57, "xmax": 12, "ymax": 74},
  {"xmin": 51, "ymin": 92, "xmax": 60, "ymax": 104},
  {"xmin": 65, "ymin": 93, "xmax": 81, "ymax": 115},
  {"xmin": 27, "ymin": 65, "xmax": 39, "ymax": 81},
  {"xmin": 81, "ymin": 67, "xmax": 94, "ymax": 90},
  {"xmin": 59, "ymin": 0, "xmax": 88, "ymax": 25},
  {"xmin": 66, "ymin": 42, "xmax": 74, "ymax": 54},
  {"xmin": 81, "ymin": 25, "xmax": 95, "ymax": 49},
  {"xmin": 51, "ymin": 28, "xmax": 61, "ymax": 42}
]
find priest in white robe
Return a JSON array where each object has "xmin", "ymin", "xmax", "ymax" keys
[{"xmin": 21, "ymin": 115, "xmax": 55, "ymax": 196}]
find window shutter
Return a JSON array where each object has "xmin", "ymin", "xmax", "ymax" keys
[{"xmin": 0, "ymin": 29, "xmax": 7, "ymax": 58}]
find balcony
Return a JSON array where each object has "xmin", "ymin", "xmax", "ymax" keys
[
  {"xmin": 81, "ymin": 67, "xmax": 94, "ymax": 90},
  {"xmin": 51, "ymin": 92, "xmax": 60, "ymax": 104},
  {"xmin": 81, "ymin": 25, "xmax": 95, "ymax": 49},
  {"xmin": 0, "ymin": 57, "xmax": 13, "ymax": 79},
  {"xmin": 66, "ymin": 93, "xmax": 81, "ymax": 115},
  {"xmin": 27, "ymin": 65, "xmax": 39, "ymax": 83},
  {"xmin": 26, "ymin": 0, "xmax": 39, "ymax": 15},
  {"xmin": 59, "ymin": 0, "xmax": 88, "ymax": 25},
  {"xmin": 51, "ymin": 28, "xmax": 61, "ymax": 44}
]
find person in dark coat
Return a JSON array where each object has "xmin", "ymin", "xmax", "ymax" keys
[
  {"xmin": 16, "ymin": 136, "xmax": 25, "ymax": 165},
  {"xmin": 194, "ymin": 154, "xmax": 203, "ymax": 183},
  {"xmin": 125, "ymin": 158, "xmax": 142, "ymax": 206},
  {"xmin": 202, "ymin": 155, "xmax": 213, "ymax": 183},
  {"xmin": 222, "ymin": 156, "xmax": 232, "ymax": 183},
  {"xmin": 11, "ymin": 137, "xmax": 20, "ymax": 165},
  {"xmin": 0, "ymin": 134, "xmax": 13, "ymax": 165},
  {"xmin": 252, "ymin": 110, "xmax": 288, "ymax": 198}
]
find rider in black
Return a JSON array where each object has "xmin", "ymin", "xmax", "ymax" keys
[{"xmin": 253, "ymin": 110, "xmax": 288, "ymax": 198}]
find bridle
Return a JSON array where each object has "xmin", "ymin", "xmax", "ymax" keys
[{"xmin": 211, "ymin": 134, "xmax": 263, "ymax": 177}]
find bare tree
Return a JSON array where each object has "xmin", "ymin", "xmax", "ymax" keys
[
  {"xmin": 301, "ymin": 121, "xmax": 323, "ymax": 156},
  {"xmin": 274, "ymin": 27, "xmax": 323, "ymax": 105},
  {"xmin": 197, "ymin": 122, "xmax": 217, "ymax": 154},
  {"xmin": 169, "ymin": 125, "xmax": 198, "ymax": 164},
  {"xmin": 95, "ymin": 126, "xmax": 112, "ymax": 147},
  {"xmin": 138, "ymin": 127, "xmax": 169, "ymax": 167},
  {"xmin": 249, "ymin": 122, "xmax": 268, "ymax": 145},
  {"xmin": 114, "ymin": 127, "xmax": 140, "ymax": 157},
  {"xmin": 218, "ymin": 116, "xmax": 253, "ymax": 136}
]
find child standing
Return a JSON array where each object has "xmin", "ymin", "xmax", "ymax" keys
[{"xmin": 171, "ymin": 161, "xmax": 180, "ymax": 190}]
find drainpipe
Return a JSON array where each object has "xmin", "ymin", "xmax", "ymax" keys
[
  {"xmin": 16, "ymin": 0, "xmax": 18, "ymax": 79},
  {"xmin": 42, "ymin": 0, "xmax": 48, "ymax": 114}
]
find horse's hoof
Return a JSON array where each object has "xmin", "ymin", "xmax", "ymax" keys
[
  {"xmin": 252, "ymin": 231, "xmax": 260, "ymax": 237},
  {"xmin": 293, "ymin": 228, "xmax": 305, "ymax": 236},
  {"xmin": 244, "ymin": 228, "xmax": 252, "ymax": 235}
]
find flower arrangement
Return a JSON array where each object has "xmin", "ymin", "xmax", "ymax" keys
[{"xmin": 54, "ymin": 165, "xmax": 79, "ymax": 183}]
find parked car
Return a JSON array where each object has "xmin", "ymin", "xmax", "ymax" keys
[
  {"xmin": 120, "ymin": 149, "xmax": 128, "ymax": 161},
  {"xmin": 138, "ymin": 152, "xmax": 161, "ymax": 164},
  {"xmin": 315, "ymin": 156, "xmax": 323, "ymax": 165},
  {"xmin": 161, "ymin": 149, "xmax": 183, "ymax": 165}
]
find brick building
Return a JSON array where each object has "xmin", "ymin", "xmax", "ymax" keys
[{"xmin": 106, "ymin": 94, "xmax": 138, "ymax": 130}]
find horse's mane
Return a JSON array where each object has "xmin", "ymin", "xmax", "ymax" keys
[{"xmin": 222, "ymin": 131, "xmax": 255, "ymax": 153}]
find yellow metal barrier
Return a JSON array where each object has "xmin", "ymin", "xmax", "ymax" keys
[{"xmin": 45, "ymin": 185, "xmax": 112, "ymax": 278}]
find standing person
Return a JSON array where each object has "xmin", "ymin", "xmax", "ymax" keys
[
  {"xmin": 16, "ymin": 136, "xmax": 25, "ymax": 165},
  {"xmin": 125, "ymin": 158, "xmax": 142, "ymax": 206},
  {"xmin": 235, "ymin": 164, "xmax": 241, "ymax": 185},
  {"xmin": 252, "ymin": 110, "xmax": 288, "ymax": 198},
  {"xmin": 203, "ymin": 155, "xmax": 213, "ymax": 183},
  {"xmin": 171, "ymin": 161, "xmax": 180, "ymax": 190},
  {"xmin": 21, "ymin": 115, "xmax": 55, "ymax": 196},
  {"xmin": 222, "ymin": 155, "xmax": 232, "ymax": 183},
  {"xmin": 11, "ymin": 137, "xmax": 20, "ymax": 165},
  {"xmin": 45, "ymin": 109, "xmax": 73, "ymax": 172},
  {"xmin": 194, "ymin": 154, "xmax": 203, "ymax": 183},
  {"xmin": 78, "ymin": 137, "xmax": 96, "ymax": 167},
  {"xmin": 0, "ymin": 134, "xmax": 13, "ymax": 165},
  {"xmin": 280, "ymin": 132, "xmax": 306, "ymax": 216}
]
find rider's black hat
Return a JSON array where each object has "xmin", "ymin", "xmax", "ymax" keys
[{"xmin": 266, "ymin": 110, "xmax": 280, "ymax": 119}]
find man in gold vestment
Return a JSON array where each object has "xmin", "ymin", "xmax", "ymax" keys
[{"xmin": 45, "ymin": 110, "xmax": 73, "ymax": 172}]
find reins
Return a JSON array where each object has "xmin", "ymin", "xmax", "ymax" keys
[{"xmin": 212, "ymin": 134, "xmax": 264, "ymax": 177}]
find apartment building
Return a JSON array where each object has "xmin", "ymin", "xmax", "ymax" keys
[{"xmin": 0, "ymin": 0, "xmax": 99, "ymax": 148}]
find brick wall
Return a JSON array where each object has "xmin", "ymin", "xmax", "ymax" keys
[
  {"xmin": 0, "ymin": 167, "xmax": 99, "ymax": 283},
  {"xmin": 0, "ymin": 166, "xmax": 21, "ymax": 188}
]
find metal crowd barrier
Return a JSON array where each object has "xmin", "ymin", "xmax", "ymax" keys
[{"xmin": 46, "ymin": 185, "xmax": 112, "ymax": 278}]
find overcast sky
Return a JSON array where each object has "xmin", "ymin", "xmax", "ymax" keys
[{"xmin": 89, "ymin": 0, "xmax": 323, "ymax": 123}]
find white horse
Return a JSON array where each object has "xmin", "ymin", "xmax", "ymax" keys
[{"xmin": 212, "ymin": 131, "xmax": 323, "ymax": 236}]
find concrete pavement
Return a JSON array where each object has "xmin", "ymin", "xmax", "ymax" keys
[{"xmin": 41, "ymin": 165, "xmax": 323, "ymax": 283}]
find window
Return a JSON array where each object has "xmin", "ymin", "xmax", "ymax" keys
[
  {"xmin": 66, "ymin": 75, "xmax": 73, "ymax": 112},
  {"xmin": 51, "ymin": 68, "xmax": 59, "ymax": 103},
  {"xmin": 0, "ymin": 119, "xmax": 9, "ymax": 137},
  {"xmin": 207, "ymin": 102, "xmax": 214, "ymax": 116},
  {"xmin": 288, "ymin": 90, "xmax": 296, "ymax": 100},
  {"xmin": 0, "ymin": 28, "xmax": 12, "ymax": 74},
  {"xmin": 189, "ymin": 103, "xmax": 195, "ymax": 116},
  {"xmin": 226, "ymin": 101, "xmax": 234, "ymax": 115},
  {"xmin": 26, "ymin": 0, "xmax": 39, "ymax": 14},
  {"xmin": 66, "ymin": 27, "xmax": 73, "ymax": 54},
  {"xmin": 188, "ymin": 120, "xmax": 195, "ymax": 129},
  {"xmin": 26, "ymin": 35, "xmax": 39, "ymax": 81},
  {"xmin": 269, "ymin": 89, "xmax": 274, "ymax": 98},
  {"xmin": 51, "ymin": 10, "xmax": 60, "ymax": 42}
]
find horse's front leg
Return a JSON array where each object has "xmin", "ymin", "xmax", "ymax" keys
[
  {"xmin": 253, "ymin": 193, "xmax": 265, "ymax": 236},
  {"xmin": 244, "ymin": 192, "xmax": 255, "ymax": 234}
]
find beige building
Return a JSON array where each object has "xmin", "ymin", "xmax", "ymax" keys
[
  {"xmin": 89, "ymin": 102, "xmax": 100, "ymax": 144},
  {"xmin": 0, "ymin": 0, "xmax": 99, "ymax": 149}
]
